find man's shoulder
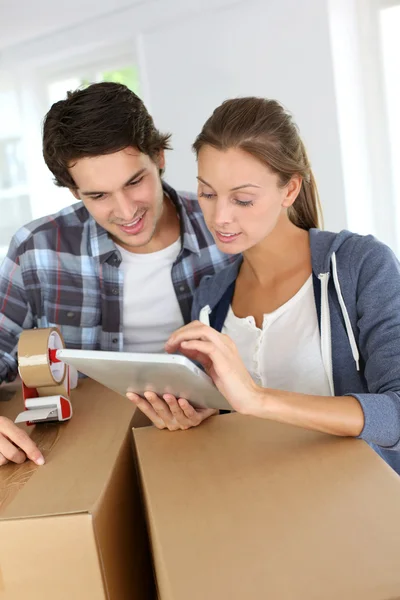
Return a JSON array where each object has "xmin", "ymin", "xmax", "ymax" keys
[{"xmin": 12, "ymin": 202, "xmax": 90, "ymax": 251}]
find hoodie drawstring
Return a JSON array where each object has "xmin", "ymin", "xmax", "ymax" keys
[
  {"xmin": 331, "ymin": 252, "xmax": 360, "ymax": 371},
  {"xmin": 199, "ymin": 305, "xmax": 212, "ymax": 326}
]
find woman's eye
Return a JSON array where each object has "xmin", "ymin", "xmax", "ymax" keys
[
  {"xmin": 199, "ymin": 192, "xmax": 215, "ymax": 199},
  {"xmin": 235, "ymin": 199, "xmax": 253, "ymax": 207}
]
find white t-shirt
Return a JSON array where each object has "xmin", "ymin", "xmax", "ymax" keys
[
  {"xmin": 118, "ymin": 238, "xmax": 184, "ymax": 353},
  {"xmin": 222, "ymin": 275, "xmax": 331, "ymax": 396}
]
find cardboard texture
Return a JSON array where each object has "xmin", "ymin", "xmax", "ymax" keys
[
  {"xmin": 0, "ymin": 378, "xmax": 155, "ymax": 600},
  {"xmin": 133, "ymin": 413, "xmax": 400, "ymax": 600}
]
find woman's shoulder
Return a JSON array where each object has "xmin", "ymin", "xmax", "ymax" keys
[{"xmin": 310, "ymin": 228, "xmax": 398, "ymax": 275}]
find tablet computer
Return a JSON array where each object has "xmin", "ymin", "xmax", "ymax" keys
[{"xmin": 57, "ymin": 349, "xmax": 232, "ymax": 411}]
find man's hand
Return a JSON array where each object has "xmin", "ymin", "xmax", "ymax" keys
[
  {"xmin": 126, "ymin": 391, "xmax": 217, "ymax": 431},
  {"xmin": 0, "ymin": 416, "xmax": 45, "ymax": 466}
]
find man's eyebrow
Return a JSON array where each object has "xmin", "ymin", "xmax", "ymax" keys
[{"xmin": 81, "ymin": 168, "xmax": 147, "ymax": 195}]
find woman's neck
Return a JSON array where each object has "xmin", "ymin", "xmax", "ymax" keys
[{"xmin": 240, "ymin": 215, "xmax": 312, "ymax": 286}]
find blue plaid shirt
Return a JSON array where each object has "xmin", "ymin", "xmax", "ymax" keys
[{"xmin": 0, "ymin": 183, "xmax": 235, "ymax": 382}]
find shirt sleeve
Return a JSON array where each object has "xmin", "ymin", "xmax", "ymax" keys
[
  {"xmin": 0, "ymin": 236, "xmax": 33, "ymax": 383},
  {"xmin": 349, "ymin": 236, "xmax": 400, "ymax": 450}
]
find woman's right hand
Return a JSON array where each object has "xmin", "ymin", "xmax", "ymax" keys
[{"xmin": 0, "ymin": 416, "xmax": 45, "ymax": 466}]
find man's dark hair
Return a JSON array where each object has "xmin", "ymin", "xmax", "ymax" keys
[{"xmin": 42, "ymin": 82, "xmax": 171, "ymax": 188}]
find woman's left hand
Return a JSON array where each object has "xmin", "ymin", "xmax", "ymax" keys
[
  {"xmin": 165, "ymin": 321, "xmax": 263, "ymax": 415},
  {"xmin": 127, "ymin": 391, "xmax": 217, "ymax": 431}
]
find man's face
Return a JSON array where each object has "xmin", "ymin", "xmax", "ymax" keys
[{"xmin": 69, "ymin": 147, "xmax": 165, "ymax": 251}]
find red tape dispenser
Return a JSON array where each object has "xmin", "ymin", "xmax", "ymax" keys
[{"xmin": 15, "ymin": 327, "xmax": 77, "ymax": 425}]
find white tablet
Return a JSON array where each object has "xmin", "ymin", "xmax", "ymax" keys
[{"xmin": 57, "ymin": 349, "xmax": 232, "ymax": 411}]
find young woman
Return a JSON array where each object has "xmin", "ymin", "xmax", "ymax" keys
[{"xmin": 128, "ymin": 97, "xmax": 400, "ymax": 474}]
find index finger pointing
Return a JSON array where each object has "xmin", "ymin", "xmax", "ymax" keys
[
  {"xmin": 5, "ymin": 423, "xmax": 45, "ymax": 465},
  {"xmin": 165, "ymin": 321, "xmax": 206, "ymax": 351},
  {"xmin": 166, "ymin": 324, "xmax": 223, "ymax": 352}
]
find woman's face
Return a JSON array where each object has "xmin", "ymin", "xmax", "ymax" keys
[{"xmin": 197, "ymin": 146, "xmax": 300, "ymax": 254}]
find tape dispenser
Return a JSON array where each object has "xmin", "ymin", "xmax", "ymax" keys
[{"xmin": 15, "ymin": 327, "xmax": 78, "ymax": 425}]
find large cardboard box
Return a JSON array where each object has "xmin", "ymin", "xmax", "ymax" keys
[
  {"xmin": 133, "ymin": 412, "xmax": 400, "ymax": 600},
  {"xmin": 0, "ymin": 378, "xmax": 155, "ymax": 600}
]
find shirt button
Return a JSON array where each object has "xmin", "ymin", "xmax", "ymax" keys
[
  {"xmin": 112, "ymin": 338, "xmax": 118, "ymax": 344},
  {"xmin": 112, "ymin": 288, "xmax": 118, "ymax": 295},
  {"xmin": 179, "ymin": 285, "xmax": 186, "ymax": 292},
  {"xmin": 67, "ymin": 312, "xmax": 75, "ymax": 318}
]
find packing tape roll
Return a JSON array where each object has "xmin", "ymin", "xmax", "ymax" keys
[
  {"xmin": 18, "ymin": 328, "xmax": 67, "ymax": 390},
  {"xmin": 69, "ymin": 366, "xmax": 78, "ymax": 390}
]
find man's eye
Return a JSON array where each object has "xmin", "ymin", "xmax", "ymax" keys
[{"xmin": 127, "ymin": 176, "xmax": 144, "ymax": 187}]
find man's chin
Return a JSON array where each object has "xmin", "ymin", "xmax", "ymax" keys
[
  {"xmin": 110, "ymin": 223, "xmax": 157, "ymax": 250},
  {"xmin": 113, "ymin": 232, "xmax": 151, "ymax": 250}
]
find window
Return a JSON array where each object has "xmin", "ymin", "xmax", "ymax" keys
[
  {"xmin": 380, "ymin": 4, "xmax": 400, "ymax": 243},
  {"xmin": 0, "ymin": 86, "xmax": 31, "ymax": 259},
  {"xmin": 48, "ymin": 65, "xmax": 140, "ymax": 106}
]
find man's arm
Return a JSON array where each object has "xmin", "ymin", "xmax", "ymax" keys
[
  {"xmin": 0, "ymin": 235, "xmax": 43, "ymax": 465},
  {"xmin": 0, "ymin": 235, "xmax": 33, "ymax": 383}
]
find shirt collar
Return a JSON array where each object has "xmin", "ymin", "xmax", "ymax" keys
[{"xmin": 163, "ymin": 181, "xmax": 201, "ymax": 256}]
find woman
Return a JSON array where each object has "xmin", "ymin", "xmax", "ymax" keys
[{"xmin": 128, "ymin": 97, "xmax": 400, "ymax": 474}]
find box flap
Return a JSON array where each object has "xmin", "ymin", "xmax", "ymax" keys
[
  {"xmin": 134, "ymin": 413, "xmax": 400, "ymax": 600},
  {"xmin": 0, "ymin": 378, "xmax": 135, "ymax": 520}
]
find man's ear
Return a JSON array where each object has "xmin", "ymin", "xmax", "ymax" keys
[{"xmin": 157, "ymin": 150, "xmax": 165, "ymax": 171}]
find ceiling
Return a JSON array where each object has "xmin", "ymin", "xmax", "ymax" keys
[{"xmin": 0, "ymin": 0, "xmax": 140, "ymax": 50}]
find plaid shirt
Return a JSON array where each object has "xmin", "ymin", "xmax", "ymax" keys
[{"xmin": 0, "ymin": 183, "xmax": 235, "ymax": 382}]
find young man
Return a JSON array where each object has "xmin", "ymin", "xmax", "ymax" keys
[{"xmin": 0, "ymin": 82, "xmax": 234, "ymax": 466}]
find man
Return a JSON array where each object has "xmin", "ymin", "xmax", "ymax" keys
[{"xmin": 0, "ymin": 82, "xmax": 234, "ymax": 466}]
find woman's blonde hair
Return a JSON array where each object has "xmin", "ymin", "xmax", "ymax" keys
[{"xmin": 193, "ymin": 97, "xmax": 322, "ymax": 230}]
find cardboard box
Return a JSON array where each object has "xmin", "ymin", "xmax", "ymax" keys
[
  {"xmin": 133, "ymin": 412, "xmax": 400, "ymax": 600},
  {"xmin": 0, "ymin": 378, "xmax": 155, "ymax": 600}
]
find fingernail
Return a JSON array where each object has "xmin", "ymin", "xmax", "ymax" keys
[{"xmin": 35, "ymin": 456, "xmax": 45, "ymax": 466}]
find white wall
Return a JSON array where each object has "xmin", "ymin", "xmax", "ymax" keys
[
  {"xmin": 0, "ymin": 0, "xmax": 390, "ymax": 242},
  {"xmin": 140, "ymin": 0, "xmax": 347, "ymax": 232}
]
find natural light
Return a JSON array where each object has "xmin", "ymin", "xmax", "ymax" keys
[{"xmin": 380, "ymin": 5, "xmax": 400, "ymax": 243}]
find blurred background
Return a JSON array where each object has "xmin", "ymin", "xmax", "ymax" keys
[{"xmin": 0, "ymin": 0, "xmax": 399, "ymax": 259}]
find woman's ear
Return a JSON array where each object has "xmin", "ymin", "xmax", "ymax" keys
[{"xmin": 282, "ymin": 174, "xmax": 302, "ymax": 208}]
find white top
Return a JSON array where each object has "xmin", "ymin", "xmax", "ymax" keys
[
  {"xmin": 222, "ymin": 276, "xmax": 332, "ymax": 396},
  {"xmin": 118, "ymin": 238, "xmax": 184, "ymax": 353}
]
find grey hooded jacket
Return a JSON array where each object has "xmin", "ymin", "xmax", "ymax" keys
[{"xmin": 192, "ymin": 229, "xmax": 400, "ymax": 474}]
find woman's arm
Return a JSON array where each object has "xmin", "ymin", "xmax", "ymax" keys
[
  {"xmin": 166, "ymin": 322, "xmax": 364, "ymax": 437},
  {"xmin": 249, "ymin": 387, "xmax": 364, "ymax": 437}
]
